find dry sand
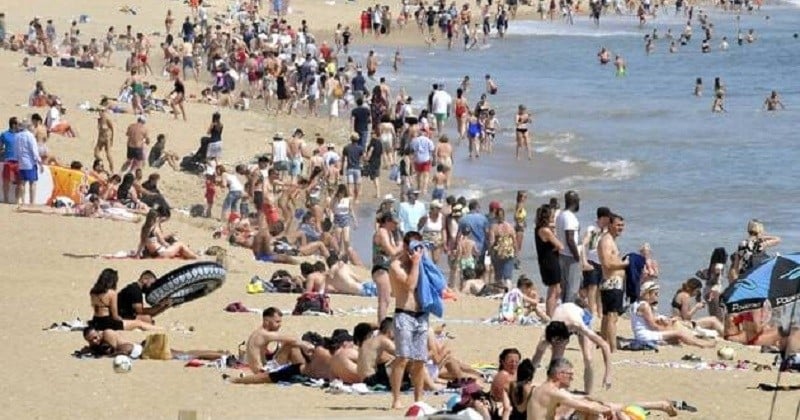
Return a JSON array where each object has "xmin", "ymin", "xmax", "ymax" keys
[{"xmin": 0, "ymin": 0, "xmax": 797, "ymax": 419}]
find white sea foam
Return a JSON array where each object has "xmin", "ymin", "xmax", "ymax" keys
[
  {"xmin": 587, "ymin": 159, "xmax": 639, "ymax": 180},
  {"xmin": 509, "ymin": 21, "xmax": 641, "ymax": 38}
]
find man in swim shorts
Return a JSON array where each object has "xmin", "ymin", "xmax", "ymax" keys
[
  {"xmin": 531, "ymin": 302, "xmax": 612, "ymax": 395},
  {"xmin": 228, "ymin": 307, "xmax": 316, "ymax": 384},
  {"xmin": 388, "ymin": 231, "xmax": 428, "ymax": 409},
  {"xmin": 122, "ymin": 115, "xmax": 150, "ymax": 172},
  {"xmin": 14, "ymin": 119, "xmax": 41, "ymax": 205},
  {"xmin": 430, "ymin": 84, "xmax": 452, "ymax": 134},
  {"xmin": 597, "ymin": 213, "xmax": 629, "ymax": 352},
  {"xmin": 1, "ymin": 117, "xmax": 20, "ymax": 203},
  {"xmin": 326, "ymin": 254, "xmax": 378, "ymax": 296}
]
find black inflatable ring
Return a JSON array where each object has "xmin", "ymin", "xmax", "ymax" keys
[{"xmin": 145, "ymin": 262, "xmax": 226, "ymax": 307}]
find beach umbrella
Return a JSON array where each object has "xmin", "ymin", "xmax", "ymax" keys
[{"xmin": 721, "ymin": 253, "xmax": 800, "ymax": 313}]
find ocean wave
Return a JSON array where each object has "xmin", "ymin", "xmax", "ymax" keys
[
  {"xmin": 509, "ymin": 22, "xmax": 641, "ymax": 38},
  {"xmin": 784, "ymin": 0, "xmax": 800, "ymax": 7},
  {"xmin": 588, "ymin": 159, "xmax": 639, "ymax": 180}
]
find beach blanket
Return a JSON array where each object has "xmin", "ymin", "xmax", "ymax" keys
[
  {"xmin": 613, "ymin": 359, "xmax": 772, "ymax": 372},
  {"xmin": 483, "ymin": 315, "xmax": 543, "ymax": 326},
  {"xmin": 618, "ymin": 337, "xmax": 659, "ymax": 352}
]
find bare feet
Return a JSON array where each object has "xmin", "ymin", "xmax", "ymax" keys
[{"xmin": 391, "ymin": 399, "xmax": 403, "ymax": 410}]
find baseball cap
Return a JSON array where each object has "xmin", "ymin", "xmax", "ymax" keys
[
  {"xmin": 382, "ymin": 194, "xmax": 396, "ymax": 203},
  {"xmin": 489, "ymin": 200, "xmax": 502, "ymax": 211},
  {"xmin": 407, "ymin": 189, "xmax": 420, "ymax": 196},
  {"xmin": 430, "ymin": 199, "xmax": 443, "ymax": 209}
]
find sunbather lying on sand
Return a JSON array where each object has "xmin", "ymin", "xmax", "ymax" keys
[
  {"xmin": 79, "ymin": 326, "xmax": 230, "ymax": 360},
  {"xmin": 16, "ymin": 195, "xmax": 141, "ymax": 222}
]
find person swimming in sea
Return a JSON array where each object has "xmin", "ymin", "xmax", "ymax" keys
[
  {"xmin": 614, "ymin": 55, "xmax": 626, "ymax": 77},
  {"xmin": 597, "ymin": 47, "xmax": 610, "ymax": 65},
  {"xmin": 711, "ymin": 92, "xmax": 725, "ymax": 113},
  {"xmin": 764, "ymin": 90, "xmax": 785, "ymax": 111},
  {"xmin": 694, "ymin": 77, "xmax": 703, "ymax": 97}
]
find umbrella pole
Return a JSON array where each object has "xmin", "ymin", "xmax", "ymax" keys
[{"xmin": 768, "ymin": 296, "xmax": 799, "ymax": 420}]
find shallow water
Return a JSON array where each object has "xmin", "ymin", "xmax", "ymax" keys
[{"xmin": 352, "ymin": 4, "xmax": 800, "ymax": 300}]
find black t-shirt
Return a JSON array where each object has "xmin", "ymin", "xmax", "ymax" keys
[
  {"xmin": 351, "ymin": 106, "xmax": 371, "ymax": 132},
  {"xmin": 117, "ymin": 282, "xmax": 144, "ymax": 320},
  {"xmin": 342, "ymin": 143, "xmax": 364, "ymax": 170}
]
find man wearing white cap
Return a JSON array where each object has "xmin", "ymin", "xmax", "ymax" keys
[{"xmin": 122, "ymin": 115, "xmax": 150, "ymax": 172}]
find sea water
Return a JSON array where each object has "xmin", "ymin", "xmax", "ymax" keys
[{"xmin": 352, "ymin": 4, "xmax": 800, "ymax": 299}]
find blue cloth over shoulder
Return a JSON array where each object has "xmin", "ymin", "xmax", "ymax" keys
[
  {"xmin": 625, "ymin": 253, "xmax": 646, "ymax": 304},
  {"xmin": 411, "ymin": 240, "xmax": 446, "ymax": 318}
]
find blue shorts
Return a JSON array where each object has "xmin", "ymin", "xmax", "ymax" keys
[
  {"xmin": 182, "ymin": 56, "xmax": 194, "ymax": 69},
  {"xmin": 222, "ymin": 190, "xmax": 243, "ymax": 212},
  {"xmin": 346, "ymin": 168, "xmax": 362, "ymax": 184},
  {"xmin": 19, "ymin": 167, "xmax": 38, "ymax": 182},
  {"xmin": 255, "ymin": 253, "xmax": 277, "ymax": 262},
  {"xmin": 289, "ymin": 158, "xmax": 303, "ymax": 177}
]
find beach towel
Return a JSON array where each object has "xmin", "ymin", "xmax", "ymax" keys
[
  {"xmin": 414, "ymin": 241, "xmax": 446, "ymax": 318},
  {"xmin": 624, "ymin": 253, "xmax": 646, "ymax": 303},
  {"xmin": 43, "ymin": 318, "xmax": 87, "ymax": 332}
]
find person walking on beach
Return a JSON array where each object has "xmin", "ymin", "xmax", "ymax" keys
[
  {"xmin": 122, "ymin": 116, "xmax": 150, "ymax": 173},
  {"xmin": 95, "ymin": 109, "xmax": 115, "ymax": 173},
  {"xmin": 2, "ymin": 117, "xmax": 20, "ymax": 203},
  {"xmin": 556, "ymin": 191, "xmax": 582, "ymax": 305},
  {"xmin": 430, "ymin": 85, "xmax": 452, "ymax": 134},
  {"xmin": 410, "ymin": 131, "xmax": 435, "ymax": 194},
  {"xmin": 388, "ymin": 231, "xmax": 428, "ymax": 410},
  {"xmin": 597, "ymin": 213, "xmax": 628, "ymax": 353}
]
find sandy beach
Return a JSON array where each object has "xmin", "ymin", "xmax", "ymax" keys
[{"xmin": 1, "ymin": 0, "xmax": 799, "ymax": 419}]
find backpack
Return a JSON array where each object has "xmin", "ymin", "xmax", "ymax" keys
[
  {"xmin": 292, "ymin": 292, "xmax": 332, "ymax": 315},
  {"xmin": 270, "ymin": 270, "xmax": 302, "ymax": 293}
]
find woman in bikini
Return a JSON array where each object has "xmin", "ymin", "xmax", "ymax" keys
[
  {"xmin": 378, "ymin": 115, "xmax": 397, "ymax": 166},
  {"xmin": 671, "ymin": 278, "xmax": 724, "ymax": 336},
  {"xmin": 514, "ymin": 104, "xmax": 532, "ymax": 160},
  {"xmin": 454, "ymin": 88, "xmax": 470, "ymax": 142},
  {"xmin": 724, "ymin": 303, "xmax": 782, "ymax": 347},
  {"xmin": 89, "ymin": 268, "xmax": 160, "ymax": 331},
  {"xmin": 137, "ymin": 209, "xmax": 199, "ymax": 259}
]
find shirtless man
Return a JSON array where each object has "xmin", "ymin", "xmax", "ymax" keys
[
  {"xmin": 227, "ymin": 307, "xmax": 315, "ymax": 384},
  {"xmin": 764, "ymin": 90, "xmax": 786, "ymax": 111},
  {"xmin": 366, "ymin": 50, "xmax": 379, "ymax": 79},
  {"xmin": 597, "ymin": 213, "xmax": 629, "ymax": 353},
  {"xmin": 95, "ymin": 109, "xmax": 115, "ymax": 172},
  {"xmin": 388, "ymin": 231, "xmax": 427, "ymax": 409},
  {"xmin": 357, "ymin": 318, "xmax": 398, "ymax": 388},
  {"xmin": 287, "ymin": 128, "xmax": 306, "ymax": 182},
  {"xmin": 329, "ymin": 329, "xmax": 363, "ymax": 383},
  {"xmin": 134, "ymin": 33, "xmax": 152, "ymax": 75},
  {"xmin": 528, "ymin": 358, "xmax": 678, "ymax": 420},
  {"xmin": 121, "ymin": 116, "xmax": 150, "ymax": 172},
  {"xmin": 326, "ymin": 254, "xmax": 378, "ymax": 296},
  {"xmin": 531, "ymin": 302, "xmax": 612, "ymax": 395}
]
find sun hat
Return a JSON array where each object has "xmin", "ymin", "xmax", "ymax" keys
[{"xmin": 640, "ymin": 281, "xmax": 660, "ymax": 296}]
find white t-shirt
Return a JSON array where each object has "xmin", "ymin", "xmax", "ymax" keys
[
  {"xmin": 431, "ymin": 90, "xmax": 452, "ymax": 115},
  {"xmin": 272, "ymin": 140, "xmax": 288, "ymax": 163},
  {"xmin": 223, "ymin": 173, "xmax": 244, "ymax": 192},
  {"xmin": 555, "ymin": 209, "xmax": 580, "ymax": 258}
]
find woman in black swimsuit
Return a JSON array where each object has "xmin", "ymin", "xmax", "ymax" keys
[
  {"xmin": 535, "ymin": 204, "xmax": 563, "ymax": 317},
  {"xmin": 514, "ymin": 104, "xmax": 533, "ymax": 160},
  {"xmin": 504, "ymin": 359, "xmax": 535, "ymax": 420},
  {"xmin": 170, "ymin": 76, "xmax": 186, "ymax": 120},
  {"xmin": 671, "ymin": 278, "xmax": 724, "ymax": 335},
  {"xmin": 89, "ymin": 268, "xmax": 159, "ymax": 331}
]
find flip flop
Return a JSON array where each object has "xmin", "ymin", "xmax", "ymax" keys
[{"xmin": 671, "ymin": 400, "xmax": 698, "ymax": 413}]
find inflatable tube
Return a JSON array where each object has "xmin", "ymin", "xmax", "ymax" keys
[
  {"xmin": 50, "ymin": 166, "xmax": 95, "ymax": 204},
  {"xmin": 145, "ymin": 262, "xmax": 226, "ymax": 307}
]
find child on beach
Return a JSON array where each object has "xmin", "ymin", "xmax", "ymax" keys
[
  {"xmin": 498, "ymin": 275, "xmax": 550, "ymax": 324},
  {"xmin": 484, "ymin": 109, "xmax": 499, "ymax": 155},
  {"xmin": 431, "ymin": 164, "xmax": 448, "ymax": 201},
  {"xmin": 204, "ymin": 171, "xmax": 216, "ymax": 218}
]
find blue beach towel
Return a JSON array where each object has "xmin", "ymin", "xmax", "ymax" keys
[
  {"xmin": 624, "ymin": 253, "xmax": 646, "ymax": 304},
  {"xmin": 412, "ymin": 241, "xmax": 446, "ymax": 318}
]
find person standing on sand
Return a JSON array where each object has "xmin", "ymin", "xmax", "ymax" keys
[
  {"xmin": 555, "ymin": 190, "xmax": 582, "ymax": 305},
  {"xmin": 1, "ymin": 117, "xmax": 20, "ymax": 204},
  {"xmin": 226, "ymin": 307, "xmax": 316, "ymax": 384},
  {"xmin": 95, "ymin": 109, "xmax": 115, "ymax": 172},
  {"xmin": 597, "ymin": 213, "xmax": 629, "ymax": 353},
  {"xmin": 389, "ymin": 231, "xmax": 428, "ymax": 410},
  {"xmin": 122, "ymin": 116, "xmax": 150, "ymax": 173},
  {"xmin": 14, "ymin": 120, "xmax": 41, "ymax": 205},
  {"xmin": 410, "ymin": 131, "xmax": 434, "ymax": 194},
  {"xmin": 373, "ymin": 212, "xmax": 401, "ymax": 323}
]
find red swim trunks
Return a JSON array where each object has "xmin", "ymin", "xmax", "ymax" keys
[
  {"xmin": 2, "ymin": 161, "xmax": 19, "ymax": 182},
  {"xmin": 414, "ymin": 161, "xmax": 432, "ymax": 173}
]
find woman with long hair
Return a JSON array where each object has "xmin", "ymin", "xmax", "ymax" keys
[
  {"xmin": 671, "ymin": 278, "xmax": 724, "ymax": 335},
  {"xmin": 513, "ymin": 191, "xmax": 528, "ymax": 264},
  {"xmin": 89, "ymin": 268, "xmax": 160, "ymax": 331},
  {"xmin": 728, "ymin": 219, "xmax": 781, "ymax": 281},
  {"xmin": 137, "ymin": 209, "xmax": 199, "ymax": 259},
  {"xmin": 535, "ymin": 204, "xmax": 563, "ymax": 316},
  {"xmin": 330, "ymin": 184, "xmax": 357, "ymax": 255}
]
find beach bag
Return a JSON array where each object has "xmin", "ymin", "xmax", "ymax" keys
[
  {"xmin": 292, "ymin": 292, "xmax": 332, "ymax": 315},
  {"xmin": 270, "ymin": 270, "xmax": 302, "ymax": 293},
  {"xmin": 333, "ymin": 84, "xmax": 344, "ymax": 99},
  {"xmin": 142, "ymin": 333, "xmax": 172, "ymax": 360}
]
